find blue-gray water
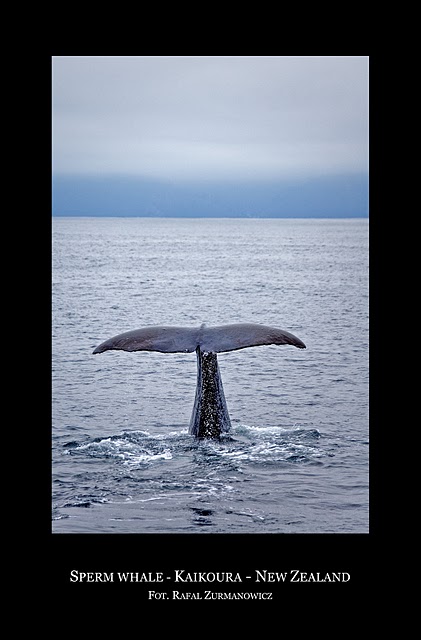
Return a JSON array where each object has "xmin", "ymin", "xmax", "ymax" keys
[{"xmin": 52, "ymin": 217, "xmax": 369, "ymax": 533}]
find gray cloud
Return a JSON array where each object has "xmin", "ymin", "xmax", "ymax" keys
[{"xmin": 52, "ymin": 56, "xmax": 368, "ymax": 181}]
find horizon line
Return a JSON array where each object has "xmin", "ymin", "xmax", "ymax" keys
[{"xmin": 52, "ymin": 214, "xmax": 368, "ymax": 219}]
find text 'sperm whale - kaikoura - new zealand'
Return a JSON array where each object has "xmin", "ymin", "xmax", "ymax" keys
[{"xmin": 93, "ymin": 323, "xmax": 306, "ymax": 440}]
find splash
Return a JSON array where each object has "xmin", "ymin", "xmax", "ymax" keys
[{"xmin": 63, "ymin": 423, "xmax": 325, "ymax": 467}]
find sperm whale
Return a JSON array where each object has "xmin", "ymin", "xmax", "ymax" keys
[{"xmin": 93, "ymin": 323, "xmax": 306, "ymax": 439}]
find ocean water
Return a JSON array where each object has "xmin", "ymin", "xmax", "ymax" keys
[{"xmin": 52, "ymin": 217, "xmax": 369, "ymax": 533}]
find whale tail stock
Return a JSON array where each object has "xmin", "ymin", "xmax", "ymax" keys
[
  {"xmin": 190, "ymin": 347, "xmax": 232, "ymax": 439},
  {"xmin": 92, "ymin": 323, "xmax": 306, "ymax": 439}
]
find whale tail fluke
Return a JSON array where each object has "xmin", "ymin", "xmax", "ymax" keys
[
  {"xmin": 92, "ymin": 326, "xmax": 199, "ymax": 354},
  {"xmin": 199, "ymin": 323, "xmax": 306, "ymax": 352},
  {"xmin": 92, "ymin": 323, "xmax": 306, "ymax": 355}
]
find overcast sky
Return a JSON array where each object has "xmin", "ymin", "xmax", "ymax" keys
[{"xmin": 53, "ymin": 56, "xmax": 368, "ymax": 181}]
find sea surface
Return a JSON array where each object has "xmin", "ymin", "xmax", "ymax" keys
[{"xmin": 52, "ymin": 217, "xmax": 369, "ymax": 533}]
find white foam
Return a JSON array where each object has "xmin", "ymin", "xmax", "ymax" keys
[{"xmin": 123, "ymin": 450, "xmax": 173, "ymax": 466}]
